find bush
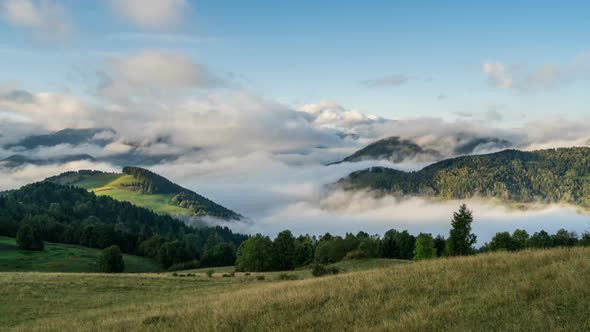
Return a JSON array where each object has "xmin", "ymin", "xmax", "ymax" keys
[
  {"xmin": 311, "ymin": 264, "xmax": 339, "ymax": 277},
  {"xmin": 256, "ymin": 275, "xmax": 265, "ymax": 281},
  {"xmin": 16, "ymin": 224, "xmax": 44, "ymax": 251},
  {"xmin": 97, "ymin": 245, "xmax": 125, "ymax": 273},
  {"xmin": 206, "ymin": 270, "xmax": 214, "ymax": 278},
  {"xmin": 167, "ymin": 260, "xmax": 200, "ymax": 272},
  {"xmin": 344, "ymin": 250, "xmax": 368, "ymax": 260}
]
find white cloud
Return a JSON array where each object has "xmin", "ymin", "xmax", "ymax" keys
[
  {"xmin": 110, "ymin": 0, "xmax": 190, "ymax": 30},
  {"xmin": 0, "ymin": 0, "xmax": 72, "ymax": 39},
  {"xmin": 98, "ymin": 51, "xmax": 223, "ymax": 99},
  {"xmin": 482, "ymin": 62, "xmax": 514, "ymax": 89},
  {"xmin": 482, "ymin": 53, "xmax": 590, "ymax": 91},
  {"xmin": 300, "ymin": 101, "xmax": 384, "ymax": 131}
]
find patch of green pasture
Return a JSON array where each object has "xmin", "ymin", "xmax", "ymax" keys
[
  {"xmin": 0, "ymin": 237, "xmax": 162, "ymax": 273},
  {"xmin": 91, "ymin": 187, "xmax": 188, "ymax": 215}
]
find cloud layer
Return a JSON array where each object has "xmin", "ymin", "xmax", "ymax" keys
[
  {"xmin": 0, "ymin": 0, "xmax": 72, "ymax": 39},
  {"xmin": 1, "ymin": 47, "xmax": 590, "ymax": 242},
  {"xmin": 110, "ymin": 0, "xmax": 190, "ymax": 29}
]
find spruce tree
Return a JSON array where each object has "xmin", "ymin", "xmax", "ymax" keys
[{"xmin": 445, "ymin": 204, "xmax": 476, "ymax": 256}]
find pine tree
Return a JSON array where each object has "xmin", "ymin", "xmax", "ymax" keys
[{"xmin": 445, "ymin": 204, "xmax": 477, "ymax": 256}]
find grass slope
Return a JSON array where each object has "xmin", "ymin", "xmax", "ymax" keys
[
  {"xmin": 45, "ymin": 169, "xmax": 241, "ymax": 219},
  {"xmin": 0, "ymin": 237, "xmax": 161, "ymax": 274},
  {"xmin": 1, "ymin": 248, "xmax": 588, "ymax": 331}
]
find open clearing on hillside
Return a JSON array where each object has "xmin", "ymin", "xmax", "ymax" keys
[
  {"xmin": 0, "ymin": 237, "xmax": 162, "ymax": 273},
  {"xmin": 1, "ymin": 248, "xmax": 588, "ymax": 331}
]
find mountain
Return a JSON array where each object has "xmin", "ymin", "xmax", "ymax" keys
[
  {"xmin": 337, "ymin": 147, "xmax": 590, "ymax": 208},
  {"xmin": 0, "ymin": 181, "xmax": 247, "ymax": 263},
  {"xmin": 0, "ymin": 154, "xmax": 96, "ymax": 168},
  {"xmin": 4, "ymin": 128, "xmax": 115, "ymax": 150},
  {"xmin": 454, "ymin": 137, "xmax": 513, "ymax": 155},
  {"xmin": 45, "ymin": 167, "xmax": 243, "ymax": 221},
  {"xmin": 332, "ymin": 136, "xmax": 441, "ymax": 164}
]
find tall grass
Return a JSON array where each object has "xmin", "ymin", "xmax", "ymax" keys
[{"xmin": 2, "ymin": 248, "xmax": 589, "ymax": 331}]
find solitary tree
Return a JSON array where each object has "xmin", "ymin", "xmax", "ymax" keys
[
  {"xmin": 97, "ymin": 245, "xmax": 125, "ymax": 273},
  {"xmin": 16, "ymin": 223, "xmax": 44, "ymax": 251},
  {"xmin": 445, "ymin": 204, "xmax": 477, "ymax": 256},
  {"xmin": 413, "ymin": 233, "xmax": 436, "ymax": 261}
]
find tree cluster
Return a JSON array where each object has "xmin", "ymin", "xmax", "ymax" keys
[{"xmin": 0, "ymin": 182, "xmax": 247, "ymax": 269}]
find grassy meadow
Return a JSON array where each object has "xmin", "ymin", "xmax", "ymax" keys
[
  {"xmin": 1, "ymin": 247, "xmax": 588, "ymax": 331},
  {"xmin": 0, "ymin": 237, "xmax": 162, "ymax": 273}
]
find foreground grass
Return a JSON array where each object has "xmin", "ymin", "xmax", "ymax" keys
[
  {"xmin": 1, "ymin": 248, "xmax": 589, "ymax": 331},
  {"xmin": 0, "ymin": 237, "xmax": 162, "ymax": 273}
]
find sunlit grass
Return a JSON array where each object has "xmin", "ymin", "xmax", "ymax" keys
[{"xmin": 1, "ymin": 248, "xmax": 588, "ymax": 331}]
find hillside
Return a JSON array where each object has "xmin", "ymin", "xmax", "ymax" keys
[
  {"xmin": 338, "ymin": 147, "xmax": 590, "ymax": 208},
  {"xmin": 1, "ymin": 248, "xmax": 588, "ymax": 331},
  {"xmin": 332, "ymin": 136, "xmax": 441, "ymax": 164},
  {"xmin": 0, "ymin": 236, "xmax": 161, "ymax": 273},
  {"xmin": 0, "ymin": 182, "xmax": 247, "ymax": 266},
  {"xmin": 3, "ymin": 128, "xmax": 115, "ymax": 150},
  {"xmin": 45, "ymin": 167, "xmax": 242, "ymax": 220}
]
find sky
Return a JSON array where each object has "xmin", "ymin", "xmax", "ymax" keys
[
  {"xmin": 1, "ymin": 0, "xmax": 590, "ymax": 242},
  {"xmin": 0, "ymin": 0, "xmax": 589, "ymax": 123}
]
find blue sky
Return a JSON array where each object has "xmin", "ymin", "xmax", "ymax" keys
[{"xmin": 1, "ymin": 0, "xmax": 589, "ymax": 124}]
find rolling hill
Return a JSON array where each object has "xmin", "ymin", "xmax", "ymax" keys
[
  {"xmin": 1, "ymin": 247, "xmax": 588, "ymax": 330},
  {"xmin": 45, "ymin": 167, "xmax": 242, "ymax": 221},
  {"xmin": 338, "ymin": 147, "xmax": 590, "ymax": 208}
]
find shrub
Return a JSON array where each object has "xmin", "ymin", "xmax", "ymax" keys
[
  {"xmin": 244, "ymin": 272, "xmax": 251, "ymax": 276},
  {"xmin": 16, "ymin": 223, "xmax": 44, "ymax": 251},
  {"xmin": 311, "ymin": 264, "xmax": 339, "ymax": 277},
  {"xmin": 206, "ymin": 270, "xmax": 214, "ymax": 278},
  {"xmin": 167, "ymin": 260, "xmax": 200, "ymax": 272},
  {"xmin": 97, "ymin": 245, "xmax": 125, "ymax": 273},
  {"xmin": 256, "ymin": 275, "xmax": 265, "ymax": 281},
  {"xmin": 344, "ymin": 250, "xmax": 368, "ymax": 260}
]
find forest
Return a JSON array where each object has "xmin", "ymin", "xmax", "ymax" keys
[
  {"xmin": 340, "ymin": 147, "xmax": 590, "ymax": 207},
  {"xmin": 0, "ymin": 182, "xmax": 247, "ymax": 270}
]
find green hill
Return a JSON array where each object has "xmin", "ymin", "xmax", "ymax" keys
[
  {"xmin": 0, "ymin": 236, "xmax": 161, "ymax": 273},
  {"xmin": 332, "ymin": 136, "xmax": 441, "ymax": 164},
  {"xmin": 1, "ymin": 248, "xmax": 588, "ymax": 331},
  {"xmin": 0, "ymin": 181, "xmax": 247, "ymax": 269},
  {"xmin": 45, "ymin": 167, "xmax": 242, "ymax": 220},
  {"xmin": 338, "ymin": 147, "xmax": 590, "ymax": 208}
]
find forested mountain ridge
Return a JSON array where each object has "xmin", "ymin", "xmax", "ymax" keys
[
  {"xmin": 45, "ymin": 167, "xmax": 243, "ymax": 221},
  {"xmin": 0, "ymin": 182, "xmax": 248, "ymax": 269},
  {"xmin": 331, "ymin": 136, "xmax": 441, "ymax": 164},
  {"xmin": 338, "ymin": 147, "xmax": 590, "ymax": 207}
]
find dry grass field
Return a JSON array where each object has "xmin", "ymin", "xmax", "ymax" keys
[{"xmin": 1, "ymin": 247, "xmax": 589, "ymax": 331}]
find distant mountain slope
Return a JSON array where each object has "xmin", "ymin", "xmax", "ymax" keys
[
  {"xmin": 332, "ymin": 136, "xmax": 441, "ymax": 164},
  {"xmin": 0, "ymin": 154, "xmax": 95, "ymax": 168},
  {"xmin": 4, "ymin": 128, "xmax": 115, "ymax": 150},
  {"xmin": 453, "ymin": 137, "xmax": 513, "ymax": 155},
  {"xmin": 45, "ymin": 167, "xmax": 243, "ymax": 221},
  {"xmin": 338, "ymin": 147, "xmax": 590, "ymax": 208}
]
